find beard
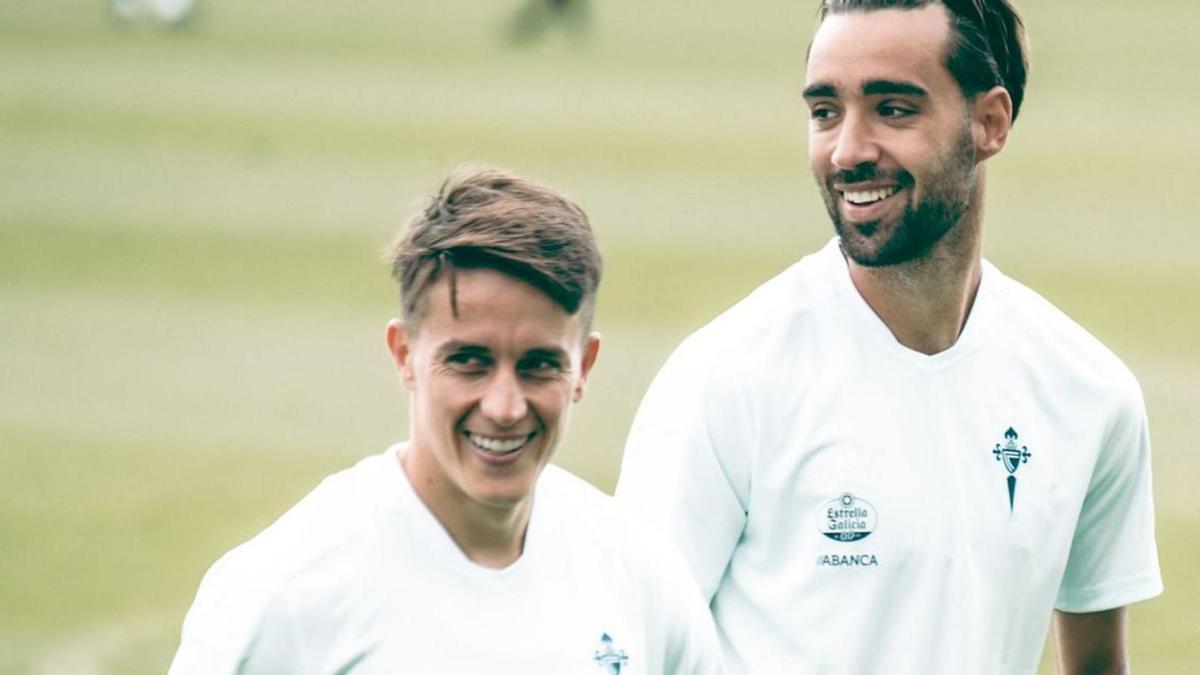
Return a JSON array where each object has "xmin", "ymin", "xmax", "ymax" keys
[{"xmin": 818, "ymin": 126, "xmax": 976, "ymax": 267}]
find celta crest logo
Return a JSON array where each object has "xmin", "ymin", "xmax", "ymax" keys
[
  {"xmin": 993, "ymin": 427, "xmax": 1032, "ymax": 512},
  {"xmin": 593, "ymin": 633, "xmax": 628, "ymax": 674}
]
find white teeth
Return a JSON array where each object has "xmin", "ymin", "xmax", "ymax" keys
[
  {"xmin": 843, "ymin": 187, "xmax": 899, "ymax": 205},
  {"xmin": 468, "ymin": 432, "xmax": 530, "ymax": 455}
]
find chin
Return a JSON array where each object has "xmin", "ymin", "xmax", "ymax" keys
[{"xmin": 469, "ymin": 479, "xmax": 537, "ymax": 508}]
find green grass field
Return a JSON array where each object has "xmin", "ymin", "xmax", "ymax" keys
[{"xmin": 1, "ymin": 1, "xmax": 1196, "ymax": 671}]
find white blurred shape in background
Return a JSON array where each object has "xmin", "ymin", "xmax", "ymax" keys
[{"xmin": 110, "ymin": 0, "xmax": 197, "ymax": 26}]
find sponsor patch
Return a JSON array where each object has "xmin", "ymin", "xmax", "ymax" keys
[{"xmin": 818, "ymin": 492, "xmax": 877, "ymax": 542}]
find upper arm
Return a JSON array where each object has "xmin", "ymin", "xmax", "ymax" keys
[
  {"xmin": 169, "ymin": 554, "xmax": 262, "ymax": 675},
  {"xmin": 1052, "ymin": 607, "xmax": 1128, "ymax": 675},
  {"xmin": 1051, "ymin": 380, "xmax": 1159, "ymax": 675},
  {"xmin": 615, "ymin": 341, "xmax": 749, "ymax": 601},
  {"xmin": 1056, "ymin": 382, "xmax": 1161, "ymax": 612},
  {"xmin": 169, "ymin": 549, "xmax": 308, "ymax": 675}
]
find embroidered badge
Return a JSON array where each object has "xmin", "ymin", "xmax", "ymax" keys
[
  {"xmin": 593, "ymin": 633, "xmax": 629, "ymax": 674},
  {"xmin": 992, "ymin": 427, "xmax": 1032, "ymax": 512}
]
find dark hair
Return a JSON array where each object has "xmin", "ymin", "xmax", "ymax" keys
[
  {"xmin": 819, "ymin": 0, "xmax": 1029, "ymax": 122},
  {"xmin": 386, "ymin": 165, "xmax": 603, "ymax": 331}
]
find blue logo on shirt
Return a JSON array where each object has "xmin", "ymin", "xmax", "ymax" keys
[
  {"xmin": 993, "ymin": 427, "xmax": 1032, "ymax": 512},
  {"xmin": 593, "ymin": 633, "xmax": 628, "ymax": 674}
]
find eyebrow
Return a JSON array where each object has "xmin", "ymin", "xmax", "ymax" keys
[
  {"xmin": 862, "ymin": 80, "xmax": 928, "ymax": 97},
  {"xmin": 802, "ymin": 80, "xmax": 929, "ymax": 99},
  {"xmin": 522, "ymin": 347, "xmax": 569, "ymax": 363},
  {"xmin": 436, "ymin": 343, "xmax": 570, "ymax": 363},
  {"xmin": 436, "ymin": 342, "xmax": 489, "ymax": 358},
  {"xmin": 802, "ymin": 83, "xmax": 837, "ymax": 99}
]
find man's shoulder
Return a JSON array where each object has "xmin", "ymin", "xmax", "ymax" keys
[
  {"xmin": 171, "ymin": 452, "xmax": 394, "ymax": 672},
  {"xmin": 988, "ymin": 264, "xmax": 1141, "ymax": 395},
  {"xmin": 536, "ymin": 464, "xmax": 615, "ymax": 524},
  {"xmin": 198, "ymin": 452, "xmax": 391, "ymax": 601},
  {"xmin": 538, "ymin": 466, "xmax": 668, "ymax": 553},
  {"xmin": 675, "ymin": 240, "xmax": 842, "ymax": 357},
  {"xmin": 538, "ymin": 465, "xmax": 697, "ymax": 571}
]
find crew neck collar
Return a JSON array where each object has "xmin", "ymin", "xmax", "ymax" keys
[
  {"xmin": 821, "ymin": 237, "xmax": 993, "ymax": 369},
  {"xmin": 381, "ymin": 444, "xmax": 545, "ymax": 582}
]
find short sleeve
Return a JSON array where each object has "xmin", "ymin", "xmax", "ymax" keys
[
  {"xmin": 238, "ymin": 589, "xmax": 311, "ymax": 674},
  {"xmin": 615, "ymin": 337, "xmax": 749, "ymax": 602},
  {"xmin": 1055, "ymin": 381, "xmax": 1163, "ymax": 612},
  {"xmin": 168, "ymin": 547, "xmax": 309, "ymax": 675}
]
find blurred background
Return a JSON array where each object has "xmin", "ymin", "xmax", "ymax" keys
[{"xmin": 1, "ymin": 0, "xmax": 1195, "ymax": 672}]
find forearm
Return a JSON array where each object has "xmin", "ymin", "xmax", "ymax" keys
[{"xmin": 1052, "ymin": 608, "xmax": 1129, "ymax": 675}]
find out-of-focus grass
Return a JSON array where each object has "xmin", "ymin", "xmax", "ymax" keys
[{"xmin": 0, "ymin": 0, "xmax": 1195, "ymax": 672}]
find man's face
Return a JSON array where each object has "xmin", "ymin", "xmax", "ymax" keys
[
  {"xmin": 805, "ymin": 5, "xmax": 978, "ymax": 267},
  {"xmin": 388, "ymin": 267, "xmax": 599, "ymax": 512}
]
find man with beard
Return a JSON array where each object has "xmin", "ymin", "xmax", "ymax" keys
[{"xmin": 616, "ymin": 1, "xmax": 1162, "ymax": 673}]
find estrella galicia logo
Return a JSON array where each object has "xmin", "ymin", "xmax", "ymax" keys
[
  {"xmin": 818, "ymin": 493, "xmax": 877, "ymax": 542},
  {"xmin": 993, "ymin": 427, "xmax": 1032, "ymax": 512},
  {"xmin": 593, "ymin": 633, "xmax": 629, "ymax": 674}
]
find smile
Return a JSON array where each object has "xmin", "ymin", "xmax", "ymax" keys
[
  {"xmin": 465, "ymin": 431, "xmax": 537, "ymax": 455},
  {"xmin": 841, "ymin": 186, "xmax": 900, "ymax": 206}
]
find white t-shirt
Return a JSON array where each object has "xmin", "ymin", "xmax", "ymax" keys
[
  {"xmin": 616, "ymin": 239, "xmax": 1162, "ymax": 674},
  {"xmin": 170, "ymin": 447, "xmax": 722, "ymax": 675}
]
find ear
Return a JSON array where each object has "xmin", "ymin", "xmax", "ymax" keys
[
  {"xmin": 386, "ymin": 319, "xmax": 416, "ymax": 391},
  {"xmin": 972, "ymin": 86, "xmax": 1013, "ymax": 162},
  {"xmin": 572, "ymin": 331, "xmax": 602, "ymax": 403}
]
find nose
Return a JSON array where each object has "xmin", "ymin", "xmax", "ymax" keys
[
  {"xmin": 829, "ymin": 111, "xmax": 880, "ymax": 172},
  {"xmin": 479, "ymin": 369, "xmax": 528, "ymax": 428}
]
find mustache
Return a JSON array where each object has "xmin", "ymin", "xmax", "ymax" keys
[{"xmin": 829, "ymin": 164, "xmax": 916, "ymax": 188}]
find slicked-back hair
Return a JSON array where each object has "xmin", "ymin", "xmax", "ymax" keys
[
  {"xmin": 387, "ymin": 166, "xmax": 603, "ymax": 333},
  {"xmin": 819, "ymin": 0, "xmax": 1029, "ymax": 122}
]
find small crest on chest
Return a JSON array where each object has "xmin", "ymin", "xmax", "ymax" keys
[
  {"xmin": 593, "ymin": 633, "xmax": 629, "ymax": 674},
  {"xmin": 992, "ymin": 427, "xmax": 1032, "ymax": 512}
]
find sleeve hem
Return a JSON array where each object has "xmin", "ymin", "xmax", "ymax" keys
[{"xmin": 1055, "ymin": 571, "xmax": 1163, "ymax": 613}]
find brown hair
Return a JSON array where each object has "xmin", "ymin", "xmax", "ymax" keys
[{"xmin": 386, "ymin": 166, "xmax": 603, "ymax": 331}]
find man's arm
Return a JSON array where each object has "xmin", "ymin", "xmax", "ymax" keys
[
  {"xmin": 169, "ymin": 546, "xmax": 307, "ymax": 675},
  {"xmin": 1052, "ymin": 607, "xmax": 1128, "ymax": 675},
  {"xmin": 1053, "ymin": 377, "xmax": 1160, "ymax": 671},
  {"xmin": 615, "ymin": 337, "xmax": 749, "ymax": 601}
]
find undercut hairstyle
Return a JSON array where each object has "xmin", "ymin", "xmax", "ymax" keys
[
  {"xmin": 819, "ymin": 0, "xmax": 1030, "ymax": 122},
  {"xmin": 386, "ymin": 166, "xmax": 603, "ymax": 332}
]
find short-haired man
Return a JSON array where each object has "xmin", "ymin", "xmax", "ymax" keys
[
  {"xmin": 616, "ymin": 2, "xmax": 1162, "ymax": 673},
  {"xmin": 170, "ymin": 167, "xmax": 722, "ymax": 674}
]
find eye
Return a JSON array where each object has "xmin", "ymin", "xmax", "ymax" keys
[
  {"xmin": 518, "ymin": 355, "xmax": 564, "ymax": 378},
  {"xmin": 878, "ymin": 101, "xmax": 917, "ymax": 119},
  {"xmin": 809, "ymin": 104, "xmax": 839, "ymax": 123},
  {"xmin": 446, "ymin": 352, "xmax": 491, "ymax": 374}
]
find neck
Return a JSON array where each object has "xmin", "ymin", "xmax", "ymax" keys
[
  {"xmin": 399, "ymin": 443, "xmax": 532, "ymax": 570},
  {"xmin": 845, "ymin": 193, "xmax": 985, "ymax": 355}
]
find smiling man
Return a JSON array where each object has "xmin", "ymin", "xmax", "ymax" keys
[
  {"xmin": 617, "ymin": 1, "xmax": 1162, "ymax": 673},
  {"xmin": 170, "ymin": 167, "xmax": 722, "ymax": 674}
]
